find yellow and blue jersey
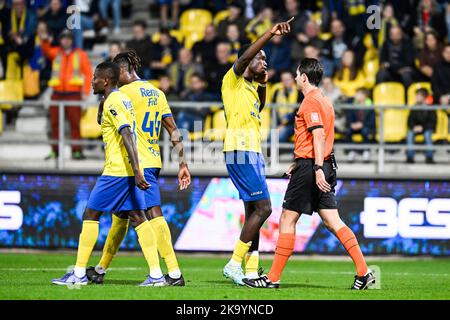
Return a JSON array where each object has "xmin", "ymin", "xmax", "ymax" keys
[
  {"xmin": 101, "ymin": 89, "xmax": 137, "ymax": 177},
  {"xmin": 119, "ymin": 80, "xmax": 172, "ymax": 169},
  {"xmin": 221, "ymin": 66, "xmax": 262, "ymax": 153}
]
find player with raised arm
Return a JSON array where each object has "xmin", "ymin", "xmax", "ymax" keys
[
  {"xmin": 52, "ymin": 62, "xmax": 167, "ymax": 287},
  {"xmin": 85, "ymin": 51, "xmax": 191, "ymax": 286},
  {"xmin": 243, "ymin": 58, "xmax": 375, "ymax": 290},
  {"xmin": 221, "ymin": 17, "xmax": 294, "ymax": 285}
]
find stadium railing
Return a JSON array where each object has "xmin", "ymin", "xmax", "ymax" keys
[{"xmin": 0, "ymin": 100, "xmax": 449, "ymax": 173}]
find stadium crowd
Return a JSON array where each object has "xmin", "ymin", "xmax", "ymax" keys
[{"xmin": 0, "ymin": 0, "xmax": 449, "ymax": 163}]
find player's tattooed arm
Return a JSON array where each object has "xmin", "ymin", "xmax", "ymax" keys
[
  {"xmin": 234, "ymin": 17, "xmax": 294, "ymax": 75},
  {"xmin": 120, "ymin": 127, "xmax": 150, "ymax": 190},
  {"xmin": 255, "ymin": 71, "xmax": 268, "ymax": 111},
  {"xmin": 162, "ymin": 116, "xmax": 191, "ymax": 190}
]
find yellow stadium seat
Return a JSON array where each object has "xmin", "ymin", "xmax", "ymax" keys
[
  {"xmin": 407, "ymin": 82, "xmax": 432, "ymax": 106},
  {"xmin": 0, "ymin": 80, "xmax": 23, "ymax": 111},
  {"xmin": 373, "ymin": 82, "xmax": 407, "ymax": 142},
  {"xmin": 260, "ymin": 108, "xmax": 271, "ymax": 141},
  {"xmin": 80, "ymin": 106, "xmax": 102, "ymax": 139},
  {"xmin": 151, "ymin": 29, "xmax": 184, "ymax": 44},
  {"xmin": 205, "ymin": 109, "xmax": 226, "ymax": 141},
  {"xmin": 213, "ymin": 10, "xmax": 229, "ymax": 26},
  {"xmin": 363, "ymin": 59, "xmax": 379, "ymax": 89},
  {"xmin": 180, "ymin": 9, "xmax": 212, "ymax": 49}
]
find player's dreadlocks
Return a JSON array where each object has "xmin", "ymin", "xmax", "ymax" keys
[{"xmin": 113, "ymin": 50, "xmax": 141, "ymax": 73}]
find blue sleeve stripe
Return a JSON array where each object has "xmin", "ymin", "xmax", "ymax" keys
[
  {"xmin": 232, "ymin": 63, "xmax": 239, "ymax": 76},
  {"xmin": 118, "ymin": 124, "xmax": 130, "ymax": 133},
  {"xmin": 162, "ymin": 113, "xmax": 172, "ymax": 119}
]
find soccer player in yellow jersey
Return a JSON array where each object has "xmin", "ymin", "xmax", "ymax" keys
[
  {"xmin": 86, "ymin": 51, "xmax": 191, "ymax": 286},
  {"xmin": 222, "ymin": 17, "xmax": 294, "ymax": 285},
  {"xmin": 52, "ymin": 62, "xmax": 167, "ymax": 287}
]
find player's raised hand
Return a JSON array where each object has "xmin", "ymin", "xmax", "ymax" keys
[
  {"xmin": 135, "ymin": 172, "xmax": 150, "ymax": 190},
  {"xmin": 97, "ymin": 97, "xmax": 105, "ymax": 125},
  {"xmin": 178, "ymin": 163, "xmax": 191, "ymax": 190},
  {"xmin": 270, "ymin": 17, "xmax": 294, "ymax": 36}
]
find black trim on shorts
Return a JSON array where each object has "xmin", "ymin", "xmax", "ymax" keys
[{"xmin": 307, "ymin": 125, "xmax": 323, "ymax": 132}]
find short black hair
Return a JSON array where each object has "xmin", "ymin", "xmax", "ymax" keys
[
  {"xmin": 297, "ymin": 58, "xmax": 324, "ymax": 86},
  {"xmin": 95, "ymin": 61, "xmax": 120, "ymax": 86},
  {"xmin": 237, "ymin": 43, "xmax": 251, "ymax": 58},
  {"xmin": 416, "ymin": 88, "xmax": 429, "ymax": 97},
  {"xmin": 133, "ymin": 19, "xmax": 147, "ymax": 29}
]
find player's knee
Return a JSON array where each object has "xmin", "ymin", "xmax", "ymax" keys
[
  {"xmin": 127, "ymin": 211, "xmax": 147, "ymax": 228},
  {"xmin": 256, "ymin": 203, "xmax": 272, "ymax": 220},
  {"xmin": 83, "ymin": 208, "xmax": 101, "ymax": 221}
]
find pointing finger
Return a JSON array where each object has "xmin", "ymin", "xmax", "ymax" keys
[{"xmin": 286, "ymin": 17, "xmax": 294, "ymax": 24}]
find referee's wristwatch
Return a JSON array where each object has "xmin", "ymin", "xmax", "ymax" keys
[{"xmin": 313, "ymin": 164, "xmax": 323, "ymax": 172}]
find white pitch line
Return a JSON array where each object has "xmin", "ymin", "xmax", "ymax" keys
[{"xmin": 0, "ymin": 267, "xmax": 448, "ymax": 277}]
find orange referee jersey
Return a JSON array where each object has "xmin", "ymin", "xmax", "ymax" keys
[{"xmin": 294, "ymin": 88, "xmax": 335, "ymax": 159}]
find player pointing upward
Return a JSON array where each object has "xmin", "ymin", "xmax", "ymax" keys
[
  {"xmin": 243, "ymin": 58, "xmax": 375, "ymax": 290},
  {"xmin": 221, "ymin": 17, "xmax": 294, "ymax": 285}
]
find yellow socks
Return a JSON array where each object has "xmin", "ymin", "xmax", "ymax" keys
[
  {"xmin": 74, "ymin": 220, "xmax": 99, "ymax": 277},
  {"xmin": 149, "ymin": 216, "xmax": 181, "ymax": 278},
  {"xmin": 245, "ymin": 251, "xmax": 259, "ymax": 277},
  {"xmin": 97, "ymin": 215, "xmax": 129, "ymax": 273},
  {"xmin": 230, "ymin": 240, "xmax": 252, "ymax": 266},
  {"xmin": 135, "ymin": 220, "xmax": 163, "ymax": 279}
]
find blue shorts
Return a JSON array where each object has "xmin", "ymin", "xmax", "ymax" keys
[
  {"xmin": 144, "ymin": 168, "xmax": 161, "ymax": 208},
  {"xmin": 87, "ymin": 175, "xmax": 146, "ymax": 212},
  {"xmin": 225, "ymin": 151, "xmax": 270, "ymax": 202}
]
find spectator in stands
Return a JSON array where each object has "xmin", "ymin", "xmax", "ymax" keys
[
  {"xmin": 159, "ymin": 0, "xmax": 179, "ymax": 29},
  {"xmin": 158, "ymin": 73, "xmax": 178, "ymax": 101},
  {"xmin": 39, "ymin": 29, "xmax": 92, "ymax": 160},
  {"xmin": 320, "ymin": 77, "xmax": 346, "ymax": 135},
  {"xmin": 377, "ymin": 2, "xmax": 399, "ymax": 49},
  {"xmin": 303, "ymin": 43, "xmax": 320, "ymax": 60},
  {"xmin": 265, "ymin": 35, "xmax": 291, "ymax": 82},
  {"xmin": 149, "ymin": 28, "xmax": 181, "ymax": 79},
  {"xmin": 391, "ymin": 0, "xmax": 417, "ymax": 38},
  {"xmin": 431, "ymin": 44, "xmax": 450, "ymax": 107},
  {"xmin": 104, "ymin": 40, "xmax": 122, "ymax": 62},
  {"xmin": 2, "ymin": 0, "xmax": 36, "ymax": 79},
  {"xmin": 169, "ymin": 48, "xmax": 202, "ymax": 96},
  {"xmin": 377, "ymin": 26, "xmax": 415, "ymax": 89},
  {"xmin": 126, "ymin": 20, "xmax": 153, "ymax": 79},
  {"xmin": 225, "ymin": 24, "xmax": 244, "ymax": 62},
  {"xmin": 72, "ymin": 0, "xmax": 96, "ymax": 49},
  {"xmin": 192, "ymin": 24, "xmax": 219, "ymax": 64},
  {"xmin": 176, "ymin": 73, "xmax": 214, "ymax": 135},
  {"xmin": 333, "ymin": 49, "xmax": 366, "ymax": 99},
  {"xmin": 291, "ymin": 20, "xmax": 323, "ymax": 64},
  {"xmin": 321, "ymin": 19, "xmax": 362, "ymax": 77},
  {"xmin": 204, "ymin": 42, "xmax": 232, "ymax": 100},
  {"xmin": 272, "ymin": 70, "xmax": 302, "ymax": 143},
  {"xmin": 40, "ymin": 0, "xmax": 68, "ymax": 44},
  {"xmin": 245, "ymin": 7, "xmax": 273, "ymax": 43},
  {"xmin": 280, "ymin": 0, "xmax": 310, "ymax": 37},
  {"xmin": 417, "ymin": 30, "xmax": 443, "ymax": 81},
  {"xmin": 217, "ymin": 1, "xmax": 247, "ymax": 40},
  {"xmin": 345, "ymin": 88, "xmax": 375, "ymax": 163},
  {"xmin": 99, "ymin": 0, "xmax": 121, "ymax": 35},
  {"xmin": 414, "ymin": 0, "xmax": 447, "ymax": 48},
  {"xmin": 0, "ymin": 0, "xmax": 10, "ymax": 78},
  {"xmin": 406, "ymin": 88, "xmax": 436, "ymax": 164}
]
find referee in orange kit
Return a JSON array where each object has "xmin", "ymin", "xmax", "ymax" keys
[{"xmin": 243, "ymin": 58, "xmax": 375, "ymax": 290}]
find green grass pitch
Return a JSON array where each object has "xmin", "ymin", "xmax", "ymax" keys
[{"xmin": 0, "ymin": 252, "xmax": 449, "ymax": 300}]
